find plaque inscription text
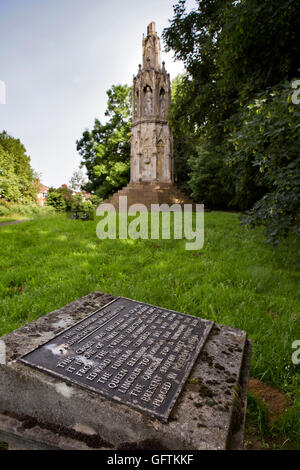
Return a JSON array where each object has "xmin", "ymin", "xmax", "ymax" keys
[{"xmin": 19, "ymin": 297, "xmax": 214, "ymax": 421}]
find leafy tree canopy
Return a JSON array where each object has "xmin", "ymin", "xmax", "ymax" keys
[
  {"xmin": 69, "ymin": 169, "xmax": 87, "ymax": 192},
  {"xmin": 0, "ymin": 131, "xmax": 39, "ymax": 202},
  {"xmin": 76, "ymin": 84, "xmax": 132, "ymax": 200},
  {"xmin": 46, "ymin": 188, "xmax": 66, "ymax": 212},
  {"xmin": 164, "ymin": 0, "xmax": 300, "ymax": 242}
]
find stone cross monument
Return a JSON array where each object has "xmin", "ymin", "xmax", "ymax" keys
[
  {"xmin": 104, "ymin": 22, "xmax": 194, "ymax": 210},
  {"xmin": 131, "ymin": 21, "xmax": 173, "ymax": 183}
]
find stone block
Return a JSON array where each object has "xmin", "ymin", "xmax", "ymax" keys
[{"xmin": 0, "ymin": 292, "xmax": 251, "ymax": 450}]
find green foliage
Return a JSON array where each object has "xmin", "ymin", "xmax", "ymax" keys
[
  {"xmin": 246, "ymin": 392, "xmax": 269, "ymax": 437},
  {"xmin": 0, "ymin": 146, "xmax": 21, "ymax": 202},
  {"xmin": 77, "ymin": 84, "xmax": 131, "ymax": 199},
  {"xmin": 227, "ymin": 81, "xmax": 300, "ymax": 244},
  {"xmin": 8, "ymin": 204, "xmax": 55, "ymax": 217},
  {"xmin": 169, "ymin": 74, "xmax": 199, "ymax": 193},
  {"xmin": 57, "ymin": 185, "xmax": 74, "ymax": 211},
  {"xmin": 0, "ymin": 131, "xmax": 38, "ymax": 202},
  {"xmin": 0, "ymin": 205, "xmax": 10, "ymax": 217},
  {"xmin": 188, "ymin": 143, "xmax": 235, "ymax": 208},
  {"xmin": 0, "ymin": 212, "xmax": 299, "ymax": 446},
  {"xmin": 88, "ymin": 194, "xmax": 102, "ymax": 207},
  {"xmin": 0, "ymin": 200, "xmax": 55, "ymax": 218},
  {"xmin": 164, "ymin": 0, "xmax": 299, "ymax": 99},
  {"xmin": 46, "ymin": 188, "xmax": 66, "ymax": 212},
  {"xmin": 69, "ymin": 169, "xmax": 87, "ymax": 192},
  {"xmin": 71, "ymin": 193, "xmax": 91, "ymax": 211},
  {"xmin": 69, "ymin": 193, "xmax": 95, "ymax": 220},
  {"xmin": 164, "ymin": 0, "xmax": 300, "ymax": 241},
  {"xmin": 45, "ymin": 184, "xmax": 96, "ymax": 215}
]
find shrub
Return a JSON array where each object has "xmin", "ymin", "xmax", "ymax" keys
[
  {"xmin": 0, "ymin": 206, "xmax": 10, "ymax": 217},
  {"xmin": 46, "ymin": 190, "xmax": 66, "ymax": 212},
  {"xmin": 227, "ymin": 81, "xmax": 300, "ymax": 244},
  {"xmin": 0, "ymin": 201, "xmax": 55, "ymax": 217}
]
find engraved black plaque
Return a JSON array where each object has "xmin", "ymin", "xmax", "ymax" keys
[{"xmin": 19, "ymin": 297, "xmax": 214, "ymax": 422}]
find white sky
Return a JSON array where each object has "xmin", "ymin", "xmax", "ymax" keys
[{"xmin": 0, "ymin": 0, "xmax": 196, "ymax": 187}]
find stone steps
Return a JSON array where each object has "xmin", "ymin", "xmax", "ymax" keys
[{"xmin": 102, "ymin": 183, "xmax": 196, "ymax": 210}]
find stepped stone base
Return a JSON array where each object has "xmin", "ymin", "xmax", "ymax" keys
[
  {"xmin": 103, "ymin": 183, "xmax": 196, "ymax": 211},
  {"xmin": 0, "ymin": 292, "xmax": 251, "ymax": 450}
]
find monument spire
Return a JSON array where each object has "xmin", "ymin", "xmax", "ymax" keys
[
  {"xmin": 103, "ymin": 22, "xmax": 195, "ymax": 210},
  {"xmin": 142, "ymin": 21, "xmax": 161, "ymax": 71},
  {"xmin": 130, "ymin": 22, "xmax": 173, "ymax": 183}
]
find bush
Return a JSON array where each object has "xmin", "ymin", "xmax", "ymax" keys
[
  {"xmin": 227, "ymin": 81, "xmax": 300, "ymax": 244},
  {"xmin": 46, "ymin": 190, "xmax": 66, "ymax": 212},
  {"xmin": 0, "ymin": 206, "xmax": 10, "ymax": 217},
  {"xmin": 0, "ymin": 201, "xmax": 55, "ymax": 217},
  {"xmin": 188, "ymin": 144, "xmax": 236, "ymax": 209},
  {"xmin": 88, "ymin": 194, "xmax": 103, "ymax": 207}
]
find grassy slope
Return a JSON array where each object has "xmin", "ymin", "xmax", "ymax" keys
[
  {"xmin": 0, "ymin": 215, "xmax": 29, "ymax": 224},
  {"xmin": 0, "ymin": 213, "xmax": 299, "ymax": 446}
]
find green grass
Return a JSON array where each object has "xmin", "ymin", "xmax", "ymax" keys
[
  {"xmin": 0, "ymin": 215, "xmax": 30, "ymax": 224},
  {"xmin": 0, "ymin": 212, "xmax": 299, "ymax": 447}
]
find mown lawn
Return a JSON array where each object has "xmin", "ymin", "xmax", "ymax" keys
[
  {"xmin": 0, "ymin": 212, "xmax": 299, "ymax": 448},
  {"xmin": 0, "ymin": 215, "xmax": 30, "ymax": 224}
]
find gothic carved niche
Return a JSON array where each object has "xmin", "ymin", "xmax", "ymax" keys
[
  {"xmin": 160, "ymin": 88, "xmax": 167, "ymax": 119},
  {"xmin": 156, "ymin": 139, "xmax": 164, "ymax": 180},
  {"xmin": 145, "ymin": 40, "xmax": 154, "ymax": 68},
  {"xmin": 143, "ymin": 142, "xmax": 151, "ymax": 164},
  {"xmin": 159, "ymin": 74, "xmax": 167, "ymax": 88},
  {"xmin": 143, "ymin": 71, "xmax": 153, "ymax": 88},
  {"xmin": 143, "ymin": 86, "xmax": 153, "ymax": 116},
  {"xmin": 133, "ymin": 138, "xmax": 139, "ymax": 156},
  {"xmin": 134, "ymin": 91, "xmax": 139, "ymax": 118}
]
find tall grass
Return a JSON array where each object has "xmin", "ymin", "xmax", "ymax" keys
[{"xmin": 0, "ymin": 212, "xmax": 299, "ymax": 446}]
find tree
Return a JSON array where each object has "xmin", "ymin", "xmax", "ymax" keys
[
  {"xmin": 69, "ymin": 169, "xmax": 87, "ymax": 192},
  {"xmin": 227, "ymin": 81, "xmax": 300, "ymax": 244},
  {"xmin": 77, "ymin": 84, "xmax": 132, "ymax": 200},
  {"xmin": 57, "ymin": 184, "xmax": 74, "ymax": 211},
  {"xmin": 188, "ymin": 142, "xmax": 236, "ymax": 208},
  {"xmin": 0, "ymin": 131, "xmax": 38, "ymax": 202},
  {"xmin": 169, "ymin": 74, "xmax": 238, "ymax": 207},
  {"xmin": 0, "ymin": 146, "xmax": 21, "ymax": 201},
  {"xmin": 163, "ymin": 0, "xmax": 300, "ymax": 239},
  {"xmin": 46, "ymin": 188, "xmax": 66, "ymax": 211},
  {"xmin": 169, "ymin": 74, "xmax": 199, "ymax": 194}
]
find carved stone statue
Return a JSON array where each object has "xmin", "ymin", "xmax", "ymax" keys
[
  {"xmin": 144, "ymin": 86, "xmax": 152, "ymax": 115},
  {"xmin": 160, "ymin": 90, "xmax": 167, "ymax": 118}
]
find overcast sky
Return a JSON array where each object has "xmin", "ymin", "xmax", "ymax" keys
[{"xmin": 0, "ymin": 0, "xmax": 196, "ymax": 188}]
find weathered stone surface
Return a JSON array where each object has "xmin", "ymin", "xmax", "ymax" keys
[
  {"xmin": 0, "ymin": 411, "xmax": 105, "ymax": 450},
  {"xmin": 131, "ymin": 22, "xmax": 173, "ymax": 183},
  {"xmin": 103, "ymin": 22, "xmax": 196, "ymax": 209},
  {"xmin": 104, "ymin": 182, "xmax": 195, "ymax": 211},
  {"xmin": 0, "ymin": 292, "xmax": 251, "ymax": 450},
  {"xmin": 18, "ymin": 297, "xmax": 214, "ymax": 423}
]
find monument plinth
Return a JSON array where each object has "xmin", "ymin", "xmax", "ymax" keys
[
  {"xmin": 0, "ymin": 292, "xmax": 251, "ymax": 450},
  {"xmin": 104, "ymin": 22, "xmax": 195, "ymax": 210}
]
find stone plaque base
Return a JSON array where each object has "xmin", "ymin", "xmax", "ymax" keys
[
  {"xmin": 0, "ymin": 292, "xmax": 251, "ymax": 450},
  {"xmin": 19, "ymin": 297, "xmax": 214, "ymax": 422}
]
